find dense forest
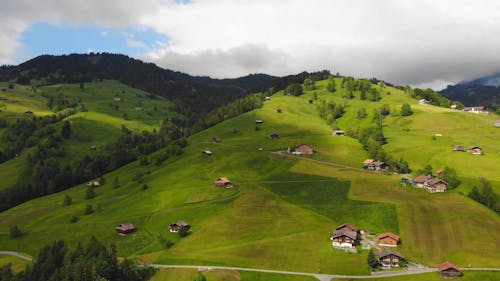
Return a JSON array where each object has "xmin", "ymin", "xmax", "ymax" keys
[
  {"xmin": 440, "ymin": 84, "xmax": 500, "ymax": 110},
  {"xmin": 0, "ymin": 237, "xmax": 156, "ymax": 281}
]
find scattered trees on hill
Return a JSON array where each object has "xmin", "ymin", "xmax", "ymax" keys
[
  {"xmin": 468, "ymin": 178, "xmax": 498, "ymax": 214},
  {"xmin": 357, "ymin": 108, "xmax": 368, "ymax": 119},
  {"xmin": 316, "ymin": 100, "xmax": 345, "ymax": 124},
  {"xmin": 401, "ymin": 103, "xmax": 413, "ymax": 116},
  {"xmin": 284, "ymin": 83, "xmax": 304, "ymax": 96}
]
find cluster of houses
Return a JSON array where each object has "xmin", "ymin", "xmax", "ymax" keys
[
  {"xmin": 411, "ymin": 175, "xmax": 448, "ymax": 193},
  {"xmin": 330, "ymin": 223, "xmax": 463, "ymax": 277},
  {"xmin": 453, "ymin": 145, "xmax": 483, "ymax": 155}
]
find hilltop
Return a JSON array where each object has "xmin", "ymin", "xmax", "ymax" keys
[{"xmin": 1, "ymin": 76, "xmax": 498, "ymax": 280}]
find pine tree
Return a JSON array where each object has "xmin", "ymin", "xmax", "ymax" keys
[
  {"xmin": 61, "ymin": 121, "xmax": 72, "ymax": 138},
  {"xmin": 63, "ymin": 195, "xmax": 72, "ymax": 206}
]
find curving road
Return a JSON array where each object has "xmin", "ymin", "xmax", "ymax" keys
[{"xmin": 2, "ymin": 253, "xmax": 499, "ymax": 281}]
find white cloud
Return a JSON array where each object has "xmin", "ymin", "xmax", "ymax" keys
[{"xmin": 1, "ymin": 0, "xmax": 500, "ymax": 89}]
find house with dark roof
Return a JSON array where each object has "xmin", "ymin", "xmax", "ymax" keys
[
  {"xmin": 377, "ymin": 232, "xmax": 400, "ymax": 247},
  {"xmin": 467, "ymin": 146, "xmax": 482, "ymax": 155},
  {"xmin": 202, "ymin": 150, "xmax": 212, "ymax": 156},
  {"xmin": 378, "ymin": 249, "xmax": 405, "ymax": 267},
  {"xmin": 169, "ymin": 221, "xmax": 190, "ymax": 233},
  {"xmin": 255, "ymin": 119, "xmax": 263, "ymax": 124},
  {"xmin": 439, "ymin": 262, "xmax": 462, "ymax": 278},
  {"xmin": 212, "ymin": 137, "xmax": 221, "ymax": 143},
  {"xmin": 330, "ymin": 223, "xmax": 358, "ymax": 248},
  {"xmin": 269, "ymin": 133, "xmax": 280, "ymax": 139},
  {"xmin": 332, "ymin": 130, "xmax": 345, "ymax": 136},
  {"xmin": 115, "ymin": 223, "xmax": 135, "ymax": 234},
  {"xmin": 453, "ymin": 145, "xmax": 465, "ymax": 152}
]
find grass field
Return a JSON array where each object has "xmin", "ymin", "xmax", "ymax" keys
[
  {"xmin": 0, "ymin": 254, "xmax": 31, "ymax": 272},
  {"xmin": 150, "ymin": 268, "xmax": 318, "ymax": 281},
  {"xmin": 0, "ymin": 78, "xmax": 498, "ymax": 279}
]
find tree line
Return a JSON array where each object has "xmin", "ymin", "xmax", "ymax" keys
[{"xmin": 0, "ymin": 237, "xmax": 156, "ymax": 281}]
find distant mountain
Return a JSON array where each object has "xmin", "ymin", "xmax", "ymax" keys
[
  {"xmin": 440, "ymin": 73, "xmax": 500, "ymax": 109},
  {"xmin": 459, "ymin": 72, "xmax": 500, "ymax": 87},
  {"xmin": 0, "ymin": 53, "xmax": 283, "ymax": 122}
]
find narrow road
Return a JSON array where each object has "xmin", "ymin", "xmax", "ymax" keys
[
  {"xmin": 150, "ymin": 264, "xmax": 439, "ymax": 281},
  {"xmin": 0, "ymin": 251, "xmax": 33, "ymax": 262},
  {"xmin": 1, "ymin": 252, "xmax": 498, "ymax": 280}
]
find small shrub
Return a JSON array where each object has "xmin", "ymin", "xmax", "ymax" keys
[
  {"xmin": 70, "ymin": 216, "xmax": 79, "ymax": 223},
  {"xmin": 85, "ymin": 187, "xmax": 95, "ymax": 199},
  {"xmin": 63, "ymin": 195, "xmax": 72, "ymax": 206},
  {"xmin": 142, "ymin": 184, "xmax": 149, "ymax": 190},
  {"xmin": 9, "ymin": 225, "xmax": 22, "ymax": 238},
  {"xmin": 84, "ymin": 204, "xmax": 94, "ymax": 215}
]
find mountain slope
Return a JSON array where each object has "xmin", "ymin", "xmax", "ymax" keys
[
  {"xmin": 440, "ymin": 72, "xmax": 500, "ymax": 109},
  {"xmin": 1, "ymin": 78, "xmax": 498, "ymax": 278}
]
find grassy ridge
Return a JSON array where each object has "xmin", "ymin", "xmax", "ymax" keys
[{"xmin": 0, "ymin": 78, "xmax": 498, "ymax": 278}]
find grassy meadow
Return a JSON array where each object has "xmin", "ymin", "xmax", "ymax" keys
[{"xmin": 0, "ymin": 78, "xmax": 498, "ymax": 279}]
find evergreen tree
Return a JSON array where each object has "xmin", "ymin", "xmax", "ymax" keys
[
  {"xmin": 357, "ymin": 108, "xmax": 367, "ymax": 119},
  {"xmin": 63, "ymin": 195, "xmax": 72, "ymax": 206},
  {"xmin": 84, "ymin": 204, "xmax": 94, "ymax": 215},
  {"xmin": 327, "ymin": 80, "xmax": 336, "ymax": 92},
  {"xmin": 367, "ymin": 249, "xmax": 379, "ymax": 269},
  {"xmin": 61, "ymin": 121, "xmax": 71, "ymax": 138},
  {"xmin": 9, "ymin": 225, "xmax": 22, "ymax": 238},
  {"xmin": 112, "ymin": 176, "xmax": 120, "ymax": 189},
  {"xmin": 442, "ymin": 167, "xmax": 461, "ymax": 189},
  {"xmin": 85, "ymin": 187, "xmax": 95, "ymax": 199},
  {"xmin": 284, "ymin": 83, "xmax": 304, "ymax": 96}
]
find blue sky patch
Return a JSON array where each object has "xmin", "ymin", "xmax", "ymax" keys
[{"xmin": 19, "ymin": 22, "xmax": 169, "ymax": 61}]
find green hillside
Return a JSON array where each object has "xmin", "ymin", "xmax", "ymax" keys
[
  {"xmin": 0, "ymin": 78, "xmax": 498, "ymax": 279},
  {"xmin": 0, "ymin": 80, "xmax": 177, "ymax": 195}
]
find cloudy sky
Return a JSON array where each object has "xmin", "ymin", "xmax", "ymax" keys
[{"xmin": 1, "ymin": 0, "xmax": 500, "ymax": 89}]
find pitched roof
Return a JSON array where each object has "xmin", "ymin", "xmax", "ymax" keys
[
  {"xmin": 115, "ymin": 223, "xmax": 134, "ymax": 231},
  {"xmin": 411, "ymin": 175, "xmax": 432, "ymax": 184},
  {"xmin": 453, "ymin": 145, "xmax": 465, "ymax": 151},
  {"xmin": 331, "ymin": 228, "xmax": 357, "ymax": 240},
  {"xmin": 170, "ymin": 220, "xmax": 189, "ymax": 227},
  {"xmin": 378, "ymin": 232, "xmax": 400, "ymax": 242},
  {"xmin": 378, "ymin": 248, "xmax": 404, "ymax": 259},
  {"xmin": 363, "ymin": 159, "xmax": 375, "ymax": 165},
  {"xmin": 335, "ymin": 223, "xmax": 357, "ymax": 232},
  {"xmin": 468, "ymin": 146, "xmax": 481, "ymax": 150},
  {"xmin": 427, "ymin": 178, "xmax": 448, "ymax": 187},
  {"xmin": 216, "ymin": 177, "xmax": 231, "ymax": 184},
  {"xmin": 439, "ymin": 261, "xmax": 461, "ymax": 272}
]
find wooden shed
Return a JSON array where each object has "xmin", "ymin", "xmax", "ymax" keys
[{"xmin": 439, "ymin": 262, "xmax": 462, "ymax": 278}]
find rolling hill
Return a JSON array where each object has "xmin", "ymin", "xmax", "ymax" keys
[{"xmin": 1, "ymin": 77, "xmax": 498, "ymax": 280}]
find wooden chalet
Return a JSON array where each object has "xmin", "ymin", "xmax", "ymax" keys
[
  {"xmin": 411, "ymin": 175, "xmax": 433, "ymax": 188},
  {"xmin": 426, "ymin": 178, "xmax": 448, "ymax": 193},
  {"xmin": 378, "ymin": 249, "xmax": 405, "ymax": 267},
  {"xmin": 255, "ymin": 119, "xmax": 263, "ymax": 124},
  {"xmin": 377, "ymin": 232, "xmax": 400, "ymax": 247},
  {"xmin": 215, "ymin": 177, "xmax": 233, "ymax": 188},
  {"xmin": 330, "ymin": 223, "xmax": 358, "ymax": 248},
  {"xmin": 264, "ymin": 96, "xmax": 271, "ymax": 101},
  {"xmin": 269, "ymin": 133, "xmax": 280, "ymax": 139},
  {"xmin": 453, "ymin": 145, "xmax": 465, "ymax": 152},
  {"xmin": 202, "ymin": 150, "xmax": 212, "ymax": 156},
  {"xmin": 115, "ymin": 223, "xmax": 135, "ymax": 234},
  {"xmin": 439, "ymin": 262, "xmax": 462, "ymax": 279},
  {"xmin": 212, "ymin": 137, "xmax": 221, "ymax": 143},
  {"xmin": 169, "ymin": 221, "xmax": 190, "ymax": 233},
  {"xmin": 291, "ymin": 144, "xmax": 314, "ymax": 155},
  {"xmin": 467, "ymin": 146, "xmax": 482, "ymax": 155},
  {"xmin": 450, "ymin": 104, "xmax": 458, "ymax": 109},
  {"xmin": 363, "ymin": 159, "xmax": 388, "ymax": 171},
  {"xmin": 463, "ymin": 106, "xmax": 484, "ymax": 113},
  {"xmin": 332, "ymin": 130, "xmax": 345, "ymax": 136},
  {"xmin": 87, "ymin": 181, "xmax": 101, "ymax": 187},
  {"xmin": 419, "ymin": 99, "xmax": 429, "ymax": 105}
]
